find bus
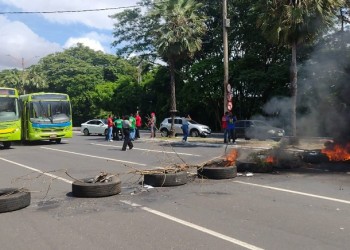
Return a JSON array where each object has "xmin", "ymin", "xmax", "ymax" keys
[
  {"xmin": 0, "ymin": 88, "xmax": 21, "ymax": 148},
  {"xmin": 20, "ymin": 93, "xmax": 73, "ymax": 143}
]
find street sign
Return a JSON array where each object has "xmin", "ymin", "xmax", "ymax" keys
[
  {"xmin": 226, "ymin": 92, "xmax": 232, "ymax": 101},
  {"xmin": 226, "ymin": 83, "xmax": 231, "ymax": 93},
  {"xmin": 227, "ymin": 101, "xmax": 233, "ymax": 111}
]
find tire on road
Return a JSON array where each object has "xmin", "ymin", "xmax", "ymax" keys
[
  {"xmin": 72, "ymin": 176, "xmax": 121, "ymax": 198},
  {"xmin": 0, "ymin": 188, "xmax": 31, "ymax": 213},
  {"xmin": 197, "ymin": 165, "xmax": 237, "ymax": 179},
  {"xmin": 144, "ymin": 171, "xmax": 187, "ymax": 187}
]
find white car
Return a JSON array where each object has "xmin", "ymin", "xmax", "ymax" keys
[
  {"xmin": 159, "ymin": 117, "xmax": 211, "ymax": 137},
  {"xmin": 81, "ymin": 119, "xmax": 108, "ymax": 136}
]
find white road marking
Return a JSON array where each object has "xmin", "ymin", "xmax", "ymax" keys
[
  {"xmin": 234, "ymin": 181, "xmax": 350, "ymax": 205},
  {"xmin": 40, "ymin": 147, "xmax": 146, "ymax": 166},
  {"xmin": 120, "ymin": 200, "xmax": 264, "ymax": 250},
  {"xmin": 91, "ymin": 143, "xmax": 201, "ymax": 157},
  {"xmin": 0, "ymin": 157, "xmax": 73, "ymax": 184}
]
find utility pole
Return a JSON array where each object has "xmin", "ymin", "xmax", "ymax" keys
[
  {"xmin": 6, "ymin": 55, "xmax": 38, "ymax": 94},
  {"xmin": 223, "ymin": 0, "xmax": 230, "ymax": 113}
]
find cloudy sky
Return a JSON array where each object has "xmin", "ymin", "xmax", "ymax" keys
[{"xmin": 0, "ymin": 0, "xmax": 139, "ymax": 70}]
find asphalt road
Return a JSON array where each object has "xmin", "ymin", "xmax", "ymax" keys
[{"xmin": 0, "ymin": 132, "xmax": 349, "ymax": 250}]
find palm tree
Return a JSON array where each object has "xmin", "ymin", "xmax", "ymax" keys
[
  {"xmin": 0, "ymin": 69, "xmax": 23, "ymax": 93},
  {"xmin": 150, "ymin": 0, "xmax": 207, "ymax": 137},
  {"xmin": 256, "ymin": 0, "xmax": 343, "ymax": 139}
]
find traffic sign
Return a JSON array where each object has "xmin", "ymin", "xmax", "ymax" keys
[
  {"xmin": 226, "ymin": 83, "xmax": 231, "ymax": 93},
  {"xmin": 227, "ymin": 101, "xmax": 233, "ymax": 111},
  {"xmin": 226, "ymin": 92, "xmax": 232, "ymax": 101}
]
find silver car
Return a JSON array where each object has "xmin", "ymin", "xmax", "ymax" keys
[
  {"xmin": 159, "ymin": 117, "xmax": 211, "ymax": 137},
  {"xmin": 81, "ymin": 119, "xmax": 108, "ymax": 136}
]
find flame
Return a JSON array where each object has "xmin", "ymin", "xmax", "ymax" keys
[
  {"xmin": 321, "ymin": 143, "xmax": 350, "ymax": 162},
  {"xmin": 266, "ymin": 156, "xmax": 274, "ymax": 163},
  {"xmin": 225, "ymin": 149, "xmax": 238, "ymax": 166}
]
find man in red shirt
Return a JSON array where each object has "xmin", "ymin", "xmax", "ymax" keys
[
  {"xmin": 107, "ymin": 114, "xmax": 114, "ymax": 142},
  {"xmin": 222, "ymin": 111, "xmax": 228, "ymax": 143},
  {"xmin": 135, "ymin": 112, "xmax": 142, "ymax": 139}
]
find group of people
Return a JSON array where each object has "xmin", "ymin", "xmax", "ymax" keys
[
  {"xmin": 222, "ymin": 111, "xmax": 237, "ymax": 144},
  {"xmin": 106, "ymin": 112, "xmax": 157, "ymax": 151}
]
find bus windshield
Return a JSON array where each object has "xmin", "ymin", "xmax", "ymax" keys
[
  {"xmin": 30, "ymin": 101, "xmax": 71, "ymax": 124},
  {"xmin": 0, "ymin": 97, "xmax": 19, "ymax": 122}
]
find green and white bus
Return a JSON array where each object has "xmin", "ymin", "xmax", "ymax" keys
[
  {"xmin": 0, "ymin": 88, "xmax": 21, "ymax": 148},
  {"xmin": 20, "ymin": 93, "xmax": 73, "ymax": 143}
]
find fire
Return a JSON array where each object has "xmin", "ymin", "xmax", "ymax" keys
[
  {"xmin": 321, "ymin": 143, "xmax": 350, "ymax": 162},
  {"xmin": 225, "ymin": 149, "xmax": 238, "ymax": 166},
  {"xmin": 266, "ymin": 156, "xmax": 274, "ymax": 163}
]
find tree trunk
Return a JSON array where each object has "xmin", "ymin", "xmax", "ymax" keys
[
  {"xmin": 169, "ymin": 57, "xmax": 177, "ymax": 138},
  {"xmin": 290, "ymin": 41, "xmax": 298, "ymax": 139}
]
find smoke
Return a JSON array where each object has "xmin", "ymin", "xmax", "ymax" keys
[{"xmin": 255, "ymin": 32, "xmax": 350, "ymax": 142}]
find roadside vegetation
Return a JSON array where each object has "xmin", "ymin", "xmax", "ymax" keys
[{"xmin": 1, "ymin": 0, "xmax": 349, "ymax": 138}]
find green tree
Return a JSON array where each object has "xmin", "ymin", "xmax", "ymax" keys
[
  {"xmin": 256, "ymin": 0, "xmax": 344, "ymax": 138},
  {"xmin": 112, "ymin": 0, "xmax": 207, "ymax": 136},
  {"xmin": 150, "ymin": 0, "xmax": 207, "ymax": 136}
]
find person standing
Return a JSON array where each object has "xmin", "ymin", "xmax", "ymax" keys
[
  {"xmin": 129, "ymin": 114, "xmax": 136, "ymax": 140},
  {"xmin": 114, "ymin": 116, "xmax": 123, "ymax": 141},
  {"xmin": 135, "ymin": 112, "xmax": 142, "ymax": 139},
  {"xmin": 227, "ymin": 112, "xmax": 237, "ymax": 144},
  {"xmin": 222, "ymin": 111, "xmax": 228, "ymax": 143},
  {"xmin": 181, "ymin": 114, "xmax": 191, "ymax": 143},
  {"xmin": 122, "ymin": 115, "xmax": 133, "ymax": 151},
  {"xmin": 149, "ymin": 112, "xmax": 156, "ymax": 138},
  {"xmin": 107, "ymin": 114, "xmax": 114, "ymax": 142}
]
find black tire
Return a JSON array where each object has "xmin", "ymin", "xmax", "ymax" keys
[
  {"xmin": 160, "ymin": 129, "xmax": 169, "ymax": 137},
  {"xmin": 197, "ymin": 165, "xmax": 237, "ymax": 179},
  {"xmin": 104, "ymin": 129, "xmax": 108, "ymax": 136},
  {"xmin": 55, "ymin": 138, "xmax": 61, "ymax": 144},
  {"xmin": 72, "ymin": 176, "xmax": 121, "ymax": 198},
  {"xmin": 236, "ymin": 161, "xmax": 273, "ymax": 173},
  {"xmin": 0, "ymin": 188, "xmax": 31, "ymax": 213},
  {"xmin": 83, "ymin": 128, "xmax": 90, "ymax": 136},
  {"xmin": 190, "ymin": 129, "xmax": 199, "ymax": 137},
  {"xmin": 144, "ymin": 171, "xmax": 187, "ymax": 187},
  {"xmin": 3, "ymin": 141, "xmax": 11, "ymax": 149}
]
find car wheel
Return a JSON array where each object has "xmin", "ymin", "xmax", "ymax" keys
[
  {"xmin": 104, "ymin": 129, "xmax": 108, "ymax": 136},
  {"xmin": 83, "ymin": 128, "xmax": 90, "ymax": 136},
  {"xmin": 3, "ymin": 141, "xmax": 11, "ymax": 149},
  {"xmin": 55, "ymin": 138, "xmax": 61, "ymax": 144},
  {"xmin": 160, "ymin": 129, "xmax": 169, "ymax": 137},
  {"xmin": 190, "ymin": 130, "xmax": 199, "ymax": 137},
  {"xmin": 144, "ymin": 171, "xmax": 187, "ymax": 187},
  {"xmin": 0, "ymin": 188, "xmax": 31, "ymax": 213},
  {"xmin": 72, "ymin": 176, "xmax": 121, "ymax": 198}
]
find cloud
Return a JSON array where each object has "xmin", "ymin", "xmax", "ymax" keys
[
  {"xmin": 0, "ymin": 16, "xmax": 61, "ymax": 70},
  {"xmin": 1, "ymin": 0, "xmax": 139, "ymax": 30},
  {"xmin": 64, "ymin": 37, "xmax": 105, "ymax": 52}
]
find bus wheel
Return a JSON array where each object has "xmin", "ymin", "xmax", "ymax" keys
[
  {"xmin": 3, "ymin": 141, "xmax": 11, "ymax": 149},
  {"xmin": 55, "ymin": 139, "xmax": 61, "ymax": 144}
]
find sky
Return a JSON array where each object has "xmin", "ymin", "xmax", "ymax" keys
[{"xmin": 0, "ymin": 0, "xmax": 139, "ymax": 70}]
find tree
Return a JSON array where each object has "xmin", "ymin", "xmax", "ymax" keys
[
  {"xmin": 111, "ymin": 0, "xmax": 207, "ymax": 136},
  {"xmin": 256, "ymin": 0, "xmax": 344, "ymax": 138}
]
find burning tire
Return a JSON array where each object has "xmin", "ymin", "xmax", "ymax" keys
[
  {"xmin": 197, "ymin": 165, "xmax": 237, "ymax": 179},
  {"xmin": 236, "ymin": 161, "xmax": 273, "ymax": 173},
  {"xmin": 72, "ymin": 176, "xmax": 121, "ymax": 198},
  {"xmin": 144, "ymin": 171, "xmax": 187, "ymax": 187},
  {"xmin": 0, "ymin": 188, "xmax": 31, "ymax": 213}
]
